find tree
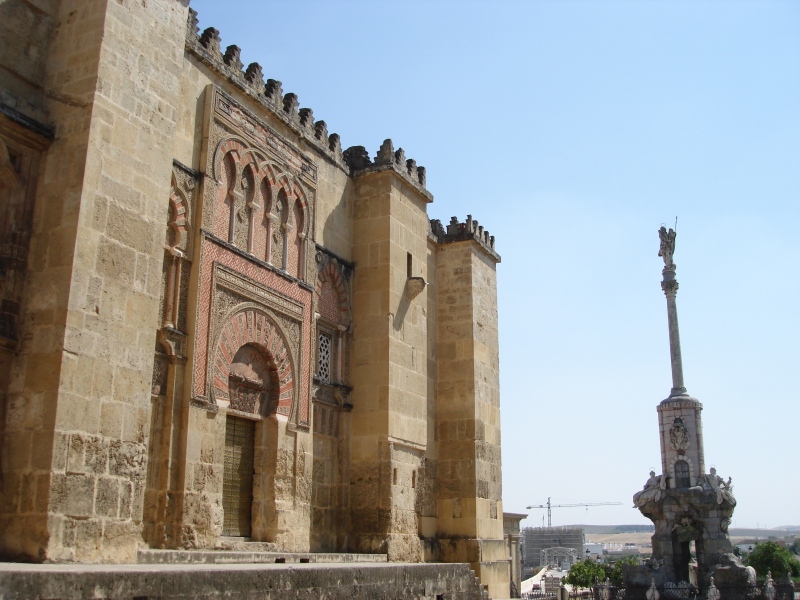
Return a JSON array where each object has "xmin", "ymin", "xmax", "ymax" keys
[
  {"xmin": 603, "ymin": 555, "xmax": 640, "ymax": 586},
  {"xmin": 566, "ymin": 559, "xmax": 605, "ymax": 588},
  {"xmin": 744, "ymin": 541, "xmax": 800, "ymax": 579}
]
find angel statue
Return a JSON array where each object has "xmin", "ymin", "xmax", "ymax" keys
[{"xmin": 658, "ymin": 226, "xmax": 676, "ymax": 268}]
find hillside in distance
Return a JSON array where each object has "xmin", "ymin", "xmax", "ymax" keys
[{"xmin": 562, "ymin": 524, "xmax": 799, "ymax": 537}]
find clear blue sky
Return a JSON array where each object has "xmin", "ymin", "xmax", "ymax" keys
[{"xmin": 190, "ymin": 0, "xmax": 800, "ymax": 529}]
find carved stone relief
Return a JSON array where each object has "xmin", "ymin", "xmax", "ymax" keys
[
  {"xmin": 228, "ymin": 344, "xmax": 277, "ymax": 416},
  {"xmin": 669, "ymin": 417, "xmax": 690, "ymax": 451},
  {"xmin": 201, "ymin": 86, "xmax": 317, "ymax": 284},
  {"xmin": 208, "ymin": 266, "xmax": 305, "ymax": 420}
]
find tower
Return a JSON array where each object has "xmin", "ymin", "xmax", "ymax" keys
[{"xmin": 627, "ymin": 227, "xmax": 746, "ymax": 588}]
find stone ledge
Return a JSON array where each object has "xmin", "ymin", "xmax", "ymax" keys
[
  {"xmin": 0, "ymin": 561, "xmax": 490, "ymax": 600},
  {"xmin": 137, "ymin": 549, "xmax": 388, "ymax": 565}
]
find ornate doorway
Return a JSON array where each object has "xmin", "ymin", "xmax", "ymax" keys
[{"xmin": 222, "ymin": 415, "xmax": 255, "ymax": 537}]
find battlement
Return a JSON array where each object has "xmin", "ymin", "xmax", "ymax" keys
[
  {"xmin": 186, "ymin": 10, "xmax": 428, "ymax": 194},
  {"xmin": 430, "ymin": 215, "xmax": 500, "ymax": 262},
  {"xmin": 343, "ymin": 139, "xmax": 430, "ymax": 201}
]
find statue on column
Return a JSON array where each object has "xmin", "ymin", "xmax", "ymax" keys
[{"xmin": 658, "ymin": 226, "xmax": 676, "ymax": 268}]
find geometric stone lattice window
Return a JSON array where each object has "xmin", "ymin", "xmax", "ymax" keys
[
  {"xmin": 318, "ymin": 332, "xmax": 332, "ymax": 383},
  {"xmin": 674, "ymin": 460, "xmax": 691, "ymax": 488}
]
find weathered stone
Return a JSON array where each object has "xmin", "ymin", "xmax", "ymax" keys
[
  {"xmin": 626, "ymin": 229, "xmax": 746, "ymax": 589},
  {"xmin": 0, "ymin": 4, "xmax": 508, "ymax": 596}
]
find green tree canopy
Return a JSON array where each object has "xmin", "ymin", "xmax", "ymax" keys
[
  {"xmin": 566, "ymin": 559, "xmax": 605, "ymax": 588},
  {"xmin": 744, "ymin": 541, "xmax": 800, "ymax": 579},
  {"xmin": 603, "ymin": 555, "xmax": 640, "ymax": 586}
]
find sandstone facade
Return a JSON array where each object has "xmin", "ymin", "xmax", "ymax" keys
[{"xmin": 0, "ymin": 0, "xmax": 509, "ymax": 596}]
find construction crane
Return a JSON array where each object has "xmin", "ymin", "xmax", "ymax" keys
[{"xmin": 526, "ymin": 497, "xmax": 623, "ymax": 527}]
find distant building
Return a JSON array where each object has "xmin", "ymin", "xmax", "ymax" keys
[
  {"xmin": 522, "ymin": 526, "xmax": 584, "ymax": 569},
  {"xmin": 584, "ymin": 542, "xmax": 603, "ymax": 560}
]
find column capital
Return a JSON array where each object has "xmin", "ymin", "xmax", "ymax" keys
[{"xmin": 661, "ymin": 279, "xmax": 679, "ymax": 296}]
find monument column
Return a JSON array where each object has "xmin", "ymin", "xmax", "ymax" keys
[
  {"xmin": 628, "ymin": 226, "xmax": 743, "ymax": 589},
  {"xmin": 655, "ymin": 227, "xmax": 705, "ymax": 483},
  {"xmin": 660, "ymin": 263, "xmax": 685, "ymax": 397}
]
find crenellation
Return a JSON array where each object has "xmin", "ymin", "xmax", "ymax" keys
[
  {"xmin": 184, "ymin": 14, "xmax": 431, "ymax": 179},
  {"xmin": 313, "ymin": 119, "xmax": 328, "ymax": 142},
  {"xmin": 186, "ymin": 16, "xmax": 350, "ymax": 166},
  {"xmin": 346, "ymin": 139, "xmax": 429, "ymax": 197},
  {"xmin": 433, "ymin": 216, "xmax": 499, "ymax": 261},
  {"xmin": 429, "ymin": 219, "xmax": 446, "ymax": 240},
  {"xmin": 222, "ymin": 45, "xmax": 243, "ymax": 72},
  {"xmin": 327, "ymin": 133, "xmax": 342, "ymax": 156},
  {"xmin": 343, "ymin": 145, "xmax": 372, "ymax": 171},
  {"xmin": 405, "ymin": 157, "xmax": 416, "ymax": 179},
  {"xmin": 299, "ymin": 108, "xmax": 314, "ymax": 131},
  {"xmin": 198, "ymin": 27, "xmax": 221, "ymax": 56},
  {"xmin": 264, "ymin": 78, "xmax": 283, "ymax": 106},
  {"xmin": 282, "ymin": 92, "xmax": 300, "ymax": 121},
  {"xmin": 375, "ymin": 139, "xmax": 394, "ymax": 165},
  {"xmin": 187, "ymin": 8, "xmax": 200, "ymax": 39},
  {"xmin": 244, "ymin": 62, "xmax": 264, "ymax": 91}
]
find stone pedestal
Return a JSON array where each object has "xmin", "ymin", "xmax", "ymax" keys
[{"xmin": 629, "ymin": 484, "xmax": 748, "ymax": 588}]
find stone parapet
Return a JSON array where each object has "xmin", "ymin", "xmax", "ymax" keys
[
  {"xmin": 186, "ymin": 11, "xmax": 344, "ymax": 168},
  {"xmin": 430, "ymin": 216, "xmax": 500, "ymax": 262},
  {"xmin": 0, "ymin": 561, "xmax": 490, "ymax": 600},
  {"xmin": 186, "ymin": 11, "xmax": 431, "ymax": 201},
  {"xmin": 343, "ymin": 139, "xmax": 430, "ymax": 201}
]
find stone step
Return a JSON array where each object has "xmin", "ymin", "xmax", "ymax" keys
[{"xmin": 137, "ymin": 548, "xmax": 388, "ymax": 565}]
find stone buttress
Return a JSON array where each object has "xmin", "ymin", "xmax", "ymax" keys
[
  {"xmin": 0, "ymin": 0, "xmax": 186, "ymax": 562},
  {"xmin": 430, "ymin": 216, "xmax": 510, "ymax": 598}
]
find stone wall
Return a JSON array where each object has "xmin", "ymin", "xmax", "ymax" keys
[
  {"xmin": 0, "ymin": 0, "xmax": 189, "ymax": 562},
  {"xmin": 433, "ymin": 223, "xmax": 508, "ymax": 598},
  {"xmin": 1, "ymin": 4, "xmax": 511, "ymax": 595},
  {"xmin": 349, "ymin": 165, "xmax": 431, "ymax": 562},
  {"xmin": 0, "ymin": 561, "xmax": 491, "ymax": 600}
]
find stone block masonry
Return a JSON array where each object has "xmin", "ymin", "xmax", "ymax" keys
[
  {"xmin": 0, "ymin": 0, "xmax": 188, "ymax": 562},
  {"xmin": 0, "ymin": 561, "xmax": 491, "ymax": 600},
  {"xmin": 1, "ymin": 1, "xmax": 512, "ymax": 596}
]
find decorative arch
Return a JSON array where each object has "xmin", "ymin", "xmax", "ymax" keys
[
  {"xmin": 315, "ymin": 259, "xmax": 349, "ymax": 325},
  {"xmin": 228, "ymin": 343, "xmax": 278, "ymax": 416},
  {"xmin": 167, "ymin": 178, "xmax": 191, "ymax": 252},
  {"xmin": 162, "ymin": 175, "xmax": 193, "ymax": 330},
  {"xmin": 668, "ymin": 455, "xmax": 696, "ymax": 488},
  {"xmin": 212, "ymin": 137, "xmax": 312, "ymax": 278},
  {"xmin": 212, "ymin": 306, "xmax": 294, "ymax": 418},
  {"xmin": 212, "ymin": 137, "xmax": 258, "ymax": 181},
  {"xmin": 257, "ymin": 163, "xmax": 310, "ymax": 238}
]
